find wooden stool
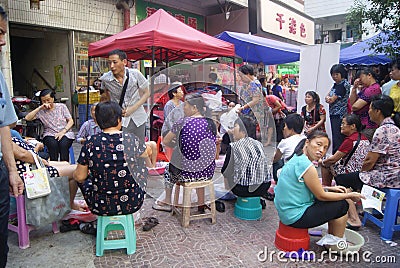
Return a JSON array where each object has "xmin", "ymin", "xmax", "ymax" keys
[{"xmin": 171, "ymin": 180, "xmax": 216, "ymax": 227}]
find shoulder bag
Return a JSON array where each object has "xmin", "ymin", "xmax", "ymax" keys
[{"xmin": 23, "ymin": 151, "xmax": 51, "ymax": 199}]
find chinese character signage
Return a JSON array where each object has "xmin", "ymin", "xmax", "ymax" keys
[
  {"xmin": 136, "ymin": 0, "xmax": 205, "ymax": 32},
  {"xmin": 260, "ymin": 0, "xmax": 314, "ymax": 45}
]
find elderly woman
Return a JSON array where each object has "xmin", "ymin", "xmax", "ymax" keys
[
  {"xmin": 335, "ymin": 95, "xmax": 400, "ymax": 228},
  {"xmin": 222, "ymin": 117, "xmax": 271, "ymax": 199},
  {"xmin": 152, "ymin": 93, "xmax": 217, "ymax": 212},
  {"xmin": 74, "ymin": 101, "xmax": 149, "ymax": 216},
  {"xmin": 349, "ymin": 67, "xmax": 381, "ymax": 141},
  {"xmin": 320, "ymin": 114, "xmax": 370, "ymax": 187},
  {"xmin": 274, "ymin": 131, "xmax": 363, "ymax": 244},
  {"xmin": 25, "ymin": 89, "xmax": 74, "ymax": 161},
  {"xmin": 11, "ymin": 136, "xmax": 86, "ymax": 211}
]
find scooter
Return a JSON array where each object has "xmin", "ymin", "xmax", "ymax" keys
[{"xmin": 12, "ymin": 95, "xmax": 42, "ymax": 139}]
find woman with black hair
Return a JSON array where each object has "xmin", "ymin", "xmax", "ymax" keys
[
  {"xmin": 301, "ymin": 91, "xmax": 326, "ymax": 135},
  {"xmin": 74, "ymin": 101, "xmax": 149, "ymax": 216},
  {"xmin": 335, "ymin": 95, "xmax": 400, "ymax": 229},
  {"xmin": 274, "ymin": 130, "xmax": 363, "ymax": 241},
  {"xmin": 25, "ymin": 89, "xmax": 74, "ymax": 161},
  {"xmin": 325, "ymin": 64, "xmax": 351, "ymax": 153},
  {"xmin": 153, "ymin": 93, "xmax": 217, "ymax": 212},
  {"xmin": 349, "ymin": 67, "xmax": 381, "ymax": 141},
  {"xmin": 320, "ymin": 114, "xmax": 370, "ymax": 187},
  {"xmin": 272, "ymin": 78, "xmax": 284, "ymax": 101}
]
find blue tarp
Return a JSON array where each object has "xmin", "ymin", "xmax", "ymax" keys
[
  {"xmin": 339, "ymin": 32, "xmax": 393, "ymax": 65},
  {"xmin": 216, "ymin": 31, "xmax": 300, "ymax": 65}
]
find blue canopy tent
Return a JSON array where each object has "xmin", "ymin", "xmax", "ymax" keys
[
  {"xmin": 339, "ymin": 32, "xmax": 393, "ymax": 65},
  {"xmin": 216, "ymin": 31, "xmax": 300, "ymax": 65}
]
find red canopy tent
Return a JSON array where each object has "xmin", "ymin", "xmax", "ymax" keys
[{"xmin": 88, "ymin": 9, "xmax": 235, "ymax": 61}]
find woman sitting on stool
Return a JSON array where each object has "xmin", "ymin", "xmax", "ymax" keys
[
  {"xmin": 222, "ymin": 117, "xmax": 271, "ymax": 207},
  {"xmin": 274, "ymin": 130, "xmax": 364, "ymax": 242}
]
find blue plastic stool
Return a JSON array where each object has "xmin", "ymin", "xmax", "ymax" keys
[
  {"xmin": 362, "ymin": 188, "xmax": 400, "ymax": 240},
  {"xmin": 96, "ymin": 214, "xmax": 136, "ymax": 256},
  {"xmin": 234, "ymin": 197, "xmax": 262, "ymax": 220},
  {"xmin": 69, "ymin": 146, "xmax": 75, "ymax": 164}
]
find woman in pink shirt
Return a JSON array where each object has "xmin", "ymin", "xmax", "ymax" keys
[{"xmin": 25, "ymin": 89, "xmax": 74, "ymax": 161}]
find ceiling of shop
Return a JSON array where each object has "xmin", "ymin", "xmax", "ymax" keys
[{"xmin": 143, "ymin": 0, "xmax": 247, "ymax": 16}]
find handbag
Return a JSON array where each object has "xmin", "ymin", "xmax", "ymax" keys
[
  {"xmin": 22, "ymin": 151, "xmax": 51, "ymax": 199},
  {"xmin": 331, "ymin": 133, "xmax": 361, "ymax": 177},
  {"xmin": 25, "ymin": 176, "xmax": 71, "ymax": 227}
]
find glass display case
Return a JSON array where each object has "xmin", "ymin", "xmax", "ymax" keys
[{"xmin": 74, "ymin": 32, "xmax": 109, "ymax": 88}]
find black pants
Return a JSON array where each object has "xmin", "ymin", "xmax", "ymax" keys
[
  {"xmin": 230, "ymin": 182, "xmax": 271, "ymax": 197},
  {"xmin": 335, "ymin": 172, "xmax": 364, "ymax": 192},
  {"xmin": 275, "ymin": 118, "xmax": 284, "ymax": 143},
  {"xmin": 290, "ymin": 199, "xmax": 349, "ymax": 229},
  {"xmin": 0, "ymin": 160, "xmax": 10, "ymax": 268},
  {"xmin": 330, "ymin": 115, "xmax": 345, "ymax": 154},
  {"xmin": 43, "ymin": 136, "xmax": 73, "ymax": 161}
]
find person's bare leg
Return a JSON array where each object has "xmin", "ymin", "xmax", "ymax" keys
[
  {"xmin": 157, "ymin": 187, "xmax": 173, "ymax": 206},
  {"xmin": 196, "ymin": 187, "xmax": 205, "ymax": 207},
  {"xmin": 147, "ymin": 141, "xmax": 157, "ymax": 168},
  {"xmin": 328, "ymin": 214, "xmax": 348, "ymax": 238},
  {"xmin": 49, "ymin": 161, "xmax": 87, "ymax": 211},
  {"xmin": 346, "ymin": 199, "xmax": 362, "ymax": 227},
  {"xmin": 321, "ymin": 166, "xmax": 333, "ymax": 186}
]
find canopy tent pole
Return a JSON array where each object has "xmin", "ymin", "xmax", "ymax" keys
[
  {"xmin": 86, "ymin": 57, "xmax": 92, "ymax": 121},
  {"xmin": 233, "ymin": 57, "xmax": 237, "ymax": 98}
]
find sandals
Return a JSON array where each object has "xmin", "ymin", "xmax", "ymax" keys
[
  {"xmin": 152, "ymin": 202, "xmax": 172, "ymax": 212},
  {"xmin": 142, "ymin": 217, "xmax": 159, "ymax": 231},
  {"xmin": 60, "ymin": 219, "xmax": 81, "ymax": 233},
  {"xmin": 79, "ymin": 222, "xmax": 97, "ymax": 235}
]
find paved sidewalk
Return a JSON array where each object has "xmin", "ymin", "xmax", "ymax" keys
[{"xmin": 6, "ymin": 142, "xmax": 400, "ymax": 267}]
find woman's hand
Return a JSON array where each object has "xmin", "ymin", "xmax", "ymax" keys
[
  {"xmin": 325, "ymin": 186, "xmax": 347, "ymax": 193},
  {"xmin": 349, "ymin": 192, "xmax": 365, "ymax": 202},
  {"xmin": 41, "ymin": 103, "xmax": 52, "ymax": 110},
  {"xmin": 55, "ymin": 129, "xmax": 67, "ymax": 141},
  {"xmin": 41, "ymin": 158, "xmax": 50, "ymax": 166}
]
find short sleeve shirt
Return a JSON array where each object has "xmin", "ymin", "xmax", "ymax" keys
[
  {"xmin": 274, "ymin": 154, "xmax": 314, "ymax": 225},
  {"xmin": 77, "ymin": 132, "xmax": 147, "ymax": 215},
  {"xmin": 36, "ymin": 103, "xmax": 75, "ymax": 139},
  {"xmin": 100, "ymin": 68, "xmax": 148, "ymax": 128},
  {"xmin": 171, "ymin": 117, "xmax": 216, "ymax": 180},
  {"xmin": 0, "ymin": 71, "xmax": 18, "ymax": 159},
  {"xmin": 359, "ymin": 118, "xmax": 400, "ymax": 188},
  {"xmin": 353, "ymin": 83, "xmax": 381, "ymax": 129}
]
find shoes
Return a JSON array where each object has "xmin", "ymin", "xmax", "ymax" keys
[
  {"xmin": 142, "ymin": 217, "xmax": 159, "ymax": 231},
  {"xmin": 215, "ymin": 200, "xmax": 225, "ymax": 213},
  {"xmin": 79, "ymin": 222, "xmax": 97, "ymax": 235},
  {"xmin": 262, "ymin": 192, "xmax": 275, "ymax": 201},
  {"xmin": 60, "ymin": 219, "xmax": 81, "ymax": 233},
  {"xmin": 152, "ymin": 202, "xmax": 172, "ymax": 212},
  {"xmin": 260, "ymin": 199, "xmax": 266, "ymax": 209},
  {"xmin": 346, "ymin": 222, "xmax": 361, "ymax": 231}
]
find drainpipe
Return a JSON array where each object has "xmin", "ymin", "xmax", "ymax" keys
[
  {"xmin": 116, "ymin": 0, "xmax": 130, "ymax": 29},
  {"xmin": 124, "ymin": 8, "xmax": 130, "ymax": 30}
]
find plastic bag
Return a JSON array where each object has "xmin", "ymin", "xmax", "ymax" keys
[{"xmin": 202, "ymin": 91, "xmax": 222, "ymax": 110}]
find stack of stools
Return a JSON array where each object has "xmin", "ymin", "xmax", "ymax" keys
[
  {"xmin": 234, "ymin": 197, "xmax": 262, "ymax": 220},
  {"xmin": 96, "ymin": 214, "xmax": 136, "ymax": 256},
  {"xmin": 275, "ymin": 221, "xmax": 310, "ymax": 251},
  {"xmin": 171, "ymin": 180, "xmax": 216, "ymax": 227},
  {"xmin": 362, "ymin": 188, "xmax": 400, "ymax": 241}
]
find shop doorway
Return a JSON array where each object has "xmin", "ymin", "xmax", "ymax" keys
[{"xmin": 9, "ymin": 25, "xmax": 72, "ymax": 105}]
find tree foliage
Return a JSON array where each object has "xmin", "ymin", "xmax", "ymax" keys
[{"xmin": 346, "ymin": 0, "xmax": 400, "ymax": 59}]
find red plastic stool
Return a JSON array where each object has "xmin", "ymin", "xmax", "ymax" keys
[{"xmin": 275, "ymin": 222, "xmax": 310, "ymax": 251}]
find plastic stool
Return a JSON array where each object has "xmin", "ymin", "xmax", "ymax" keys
[
  {"xmin": 275, "ymin": 221, "xmax": 310, "ymax": 251},
  {"xmin": 8, "ymin": 195, "xmax": 59, "ymax": 249},
  {"xmin": 171, "ymin": 180, "xmax": 216, "ymax": 227},
  {"xmin": 234, "ymin": 197, "xmax": 262, "ymax": 220},
  {"xmin": 96, "ymin": 214, "xmax": 136, "ymax": 256},
  {"xmin": 362, "ymin": 188, "xmax": 400, "ymax": 240},
  {"xmin": 69, "ymin": 146, "xmax": 75, "ymax": 164}
]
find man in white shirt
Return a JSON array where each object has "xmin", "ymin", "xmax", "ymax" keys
[
  {"xmin": 100, "ymin": 49, "xmax": 150, "ymax": 140},
  {"xmin": 272, "ymin": 113, "xmax": 305, "ymax": 181}
]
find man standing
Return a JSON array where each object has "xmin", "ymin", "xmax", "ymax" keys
[
  {"xmin": 0, "ymin": 6, "xmax": 24, "ymax": 267},
  {"xmin": 100, "ymin": 49, "xmax": 150, "ymax": 140}
]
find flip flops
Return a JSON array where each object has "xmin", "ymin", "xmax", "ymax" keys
[
  {"xmin": 152, "ymin": 202, "xmax": 172, "ymax": 212},
  {"xmin": 346, "ymin": 222, "xmax": 361, "ymax": 231},
  {"xmin": 142, "ymin": 217, "xmax": 159, "ymax": 231},
  {"xmin": 60, "ymin": 219, "xmax": 81, "ymax": 233}
]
